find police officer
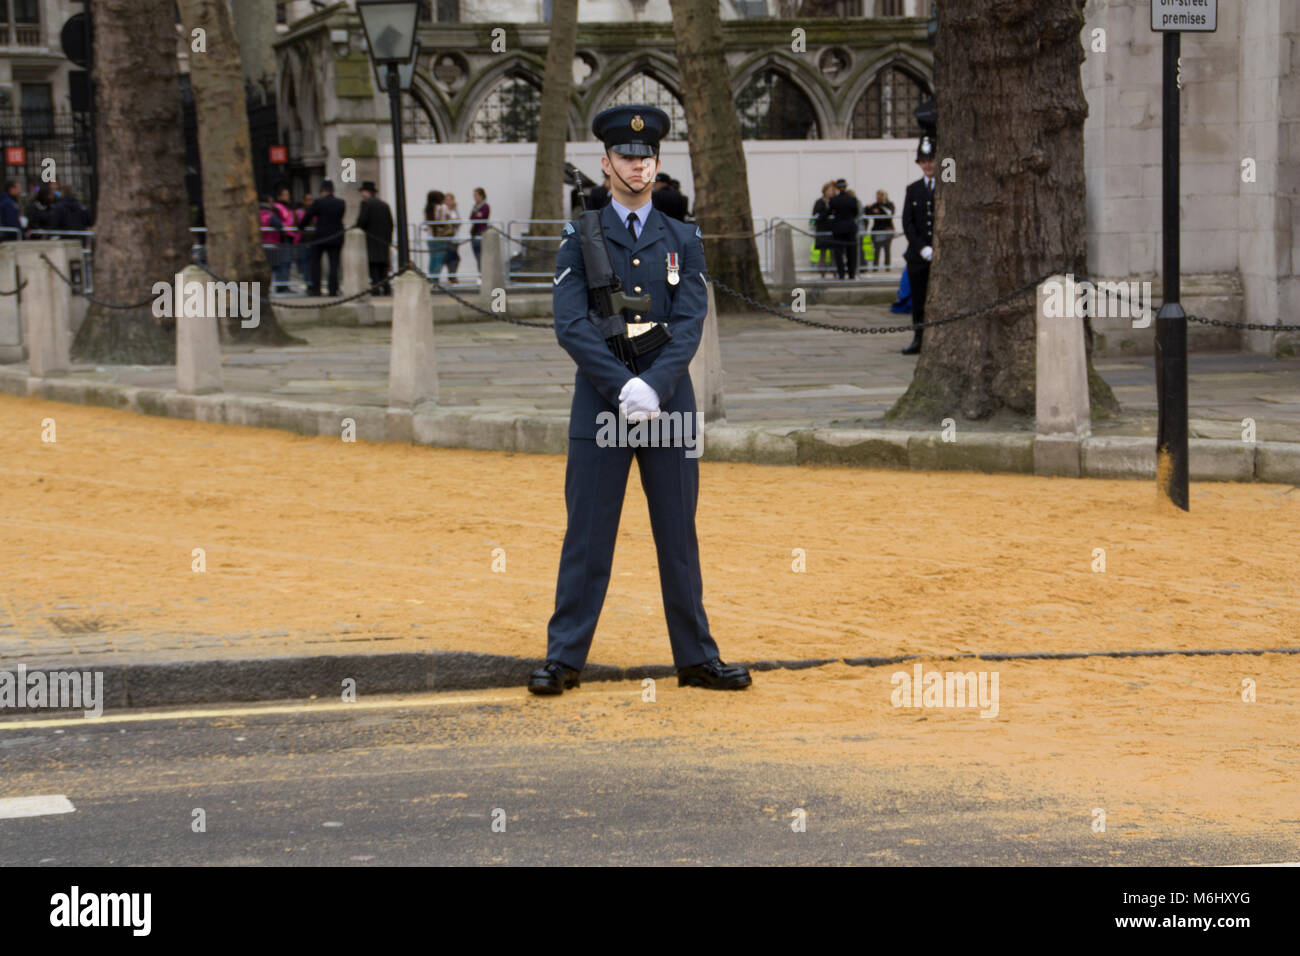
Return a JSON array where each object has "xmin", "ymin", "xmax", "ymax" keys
[
  {"xmin": 529, "ymin": 104, "xmax": 752, "ymax": 696},
  {"xmin": 827, "ymin": 177, "xmax": 861, "ymax": 280},
  {"xmin": 901, "ymin": 136, "xmax": 936, "ymax": 355}
]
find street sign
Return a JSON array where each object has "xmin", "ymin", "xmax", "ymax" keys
[
  {"xmin": 269, "ymin": 145, "xmax": 287, "ymax": 164},
  {"xmin": 5, "ymin": 147, "xmax": 25, "ymax": 166},
  {"xmin": 1151, "ymin": 0, "xmax": 1217, "ymax": 32}
]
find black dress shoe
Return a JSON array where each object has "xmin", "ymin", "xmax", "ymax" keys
[
  {"xmin": 677, "ymin": 657, "xmax": 752, "ymax": 690},
  {"xmin": 901, "ymin": 336, "xmax": 922, "ymax": 355},
  {"xmin": 527, "ymin": 660, "xmax": 580, "ymax": 696}
]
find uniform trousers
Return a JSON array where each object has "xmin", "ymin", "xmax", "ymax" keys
[
  {"xmin": 546, "ymin": 436, "xmax": 720, "ymax": 671},
  {"xmin": 310, "ymin": 243, "xmax": 342, "ymax": 296},
  {"xmin": 907, "ymin": 260, "xmax": 930, "ymax": 334},
  {"xmin": 831, "ymin": 232, "xmax": 858, "ymax": 279}
]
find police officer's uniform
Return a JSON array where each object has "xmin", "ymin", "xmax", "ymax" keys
[
  {"xmin": 901, "ymin": 136, "xmax": 936, "ymax": 355},
  {"xmin": 529, "ymin": 105, "xmax": 751, "ymax": 695}
]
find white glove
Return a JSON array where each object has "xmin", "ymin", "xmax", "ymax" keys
[
  {"xmin": 618, "ymin": 376, "xmax": 660, "ymax": 421},
  {"xmin": 920, "ymin": 245, "xmax": 933, "ymax": 262}
]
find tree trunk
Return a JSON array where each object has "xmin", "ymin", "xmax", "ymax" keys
[
  {"xmin": 231, "ymin": 0, "xmax": 277, "ymax": 91},
  {"xmin": 525, "ymin": 0, "xmax": 579, "ymax": 273},
  {"xmin": 70, "ymin": 0, "xmax": 190, "ymax": 364},
  {"xmin": 179, "ymin": 0, "xmax": 301, "ymax": 345},
  {"xmin": 668, "ymin": 0, "xmax": 769, "ymax": 313},
  {"xmin": 887, "ymin": 0, "xmax": 1118, "ymax": 423}
]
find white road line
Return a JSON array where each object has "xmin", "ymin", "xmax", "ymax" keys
[
  {"xmin": 0, "ymin": 686, "xmax": 643, "ymax": 731},
  {"xmin": 0, "ymin": 794, "xmax": 76, "ymax": 819},
  {"xmin": 1224, "ymin": 861, "xmax": 1300, "ymax": 867}
]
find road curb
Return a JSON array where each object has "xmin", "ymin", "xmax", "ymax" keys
[
  {"xmin": 3, "ymin": 647, "xmax": 1296, "ymax": 715},
  {"xmin": 2, "ymin": 367, "xmax": 1297, "ymax": 483}
]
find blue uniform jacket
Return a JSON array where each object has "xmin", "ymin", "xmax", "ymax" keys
[{"xmin": 552, "ymin": 202, "xmax": 708, "ymax": 439}]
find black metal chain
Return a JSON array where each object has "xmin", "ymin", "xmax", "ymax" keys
[
  {"xmin": 40, "ymin": 253, "xmax": 157, "ymax": 309},
  {"xmin": 192, "ymin": 259, "xmax": 406, "ymax": 309},
  {"xmin": 1187, "ymin": 314, "xmax": 1300, "ymax": 332},
  {"xmin": 427, "ymin": 276, "xmax": 555, "ymax": 328},
  {"xmin": 707, "ymin": 271, "xmax": 1063, "ymax": 334},
  {"xmin": 0, "ymin": 278, "xmax": 25, "ymax": 296}
]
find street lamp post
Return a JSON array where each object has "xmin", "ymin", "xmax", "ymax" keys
[{"xmin": 356, "ymin": 1, "xmax": 420, "ymax": 271}]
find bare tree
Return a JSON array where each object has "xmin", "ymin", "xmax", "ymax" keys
[
  {"xmin": 668, "ymin": 0, "xmax": 769, "ymax": 311},
  {"xmin": 524, "ymin": 0, "xmax": 579, "ymax": 272},
  {"xmin": 70, "ymin": 0, "xmax": 191, "ymax": 364},
  {"xmin": 888, "ymin": 0, "xmax": 1117, "ymax": 422},
  {"xmin": 179, "ymin": 0, "xmax": 300, "ymax": 344}
]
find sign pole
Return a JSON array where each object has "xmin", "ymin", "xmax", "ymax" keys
[{"xmin": 1154, "ymin": 27, "xmax": 1188, "ymax": 510}]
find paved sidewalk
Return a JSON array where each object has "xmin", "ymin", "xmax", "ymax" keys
[{"xmin": 10, "ymin": 303, "xmax": 1300, "ymax": 440}]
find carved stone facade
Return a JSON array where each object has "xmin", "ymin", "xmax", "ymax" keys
[{"xmin": 273, "ymin": 5, "xmax": 933, "ymax": 198}]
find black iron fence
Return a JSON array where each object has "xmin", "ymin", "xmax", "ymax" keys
[{"xmin": 0, "ymin": 110, "xmax": 96, "ymax": 211}]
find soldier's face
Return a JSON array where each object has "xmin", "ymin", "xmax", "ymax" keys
[{"xmin": 602, "ymin": 150, "xmax": 659, "ymax": 197}]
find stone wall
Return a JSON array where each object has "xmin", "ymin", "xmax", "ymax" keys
[{"xmin": 1083, "ymin": 0, "xmax": 1298, "ymax": 354}]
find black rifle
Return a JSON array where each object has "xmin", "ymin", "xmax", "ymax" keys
[{"xmin": 564, "ymin": 162, "xmax": 654, "ymax": 374}]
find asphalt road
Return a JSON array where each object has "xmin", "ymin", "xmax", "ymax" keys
[{"xmin": 0, "ymin": 684, "xmax": 1294, "ymax": 866}]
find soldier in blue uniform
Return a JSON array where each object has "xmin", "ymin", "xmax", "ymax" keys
[{"xmin": 528, "ymin": 105, "xmax": 752, "ymax": 696}]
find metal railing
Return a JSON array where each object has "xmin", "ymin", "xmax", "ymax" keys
[
  {"xmin": 769, "ymin": 212, "xmax": 903, "ymax": 277},
  {"xmin": 411, "ymin": 218, "xmax": 500, "ymax": 287},
  {"xmin": 504, "ymin": 219, "xmax": 571, "ymax": 283}
]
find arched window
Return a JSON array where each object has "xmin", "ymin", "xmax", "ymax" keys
[
  {"xmin": 598, "ymin": 71, "xmax": 687, "ymax": 140},
  {"xmin": 468, "ymin": 73, "xmax": 541, "ymax": 142},
  {"xmin": 401, "ymin": 99, "xmax": 438, "ymax": 143},
  {"xmin": 849, "ymin": 65, "xmax": 930, "ymax": 138},
  {"xmin": 735, "ymin": 69, "xmax": 819, "ymax": 139}
]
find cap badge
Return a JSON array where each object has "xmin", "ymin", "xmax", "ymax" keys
[{"xmin": 631, "ymin": 115, "xmax": 645, "ymax": 131}]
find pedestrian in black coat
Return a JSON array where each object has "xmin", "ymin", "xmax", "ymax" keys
[
  {"xmin": 298, "ymin": 179, "xmax": 347, "ymax": 295},
  {"xmin": 355, "ymin": 180, "xmax": 393, "ymax": 295},
  {"xmin": 811, "ymin": 181, "xmax": 835, "ymax": 277},
  {"xmin": 25, "ymin": 185, "xmax": 55, "ymax": 239},
  {"xmin": 651, "ymin": 173, "xmax": 688, "ymax": 221},
  {"xmin": 51, "ymin": 190, "xmax": 93, "ymax": 232},
  {"xmin": 826, "ymin": 179, "xmax": 860, "ymax": 280}
]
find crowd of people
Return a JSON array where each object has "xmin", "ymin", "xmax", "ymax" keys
[
  {"xmin": 420, "ymin": 187, "xmax": 492, "ymax": 284},
  {"xmin": 810, "ymin": 178, "xmax": 896, "ymax": 280},
  {"xmin": 0, "ymin": 179, "xmax": 94, "ymax": 242},
  {"xmin": 248, "ymin": 181, "xmax": 493, "ymax": 295}
]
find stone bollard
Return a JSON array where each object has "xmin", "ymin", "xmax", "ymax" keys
[
  {"xmin": 388, "ymin": 268, "xmax": 438, "ymax": 409},
  {"xmin": 342, "ymin": 228, "xmax": 369, "ymax": 297},
  {"xmin": 1034, "ymin": 274, "xmax": 1092, "ymax": 477},
  {"xmin": 176, "ymin": 264, "xmax": 224, "ymax": 395},
  {"xmin": 690, "ymin": 278, "xmax": 726, "ymax": 423},
  {"xmin": 0, "ymin": 242, "xmax": 22, "ymax": 363},
  {"xmin": 14, "ymin": 240, "xmax": 72, "ymax": 377},
  {"xmin": 771, "ymin": 221, "xmax": 795, "ymax": 287},
  {"xmin": 478, "ymin": 228, "xmax": 505, "ymax": 304}
]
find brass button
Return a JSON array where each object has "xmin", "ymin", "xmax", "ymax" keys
[
  {"xmin": 633, "ymin": 285, "xmax": 642, "ymax": 293},
  {"xmin": 634, "ymin": 314, "xmax": 642, "ymax": 321},
  {"xmin": 632, "ymin": 257, "xmax": 640, "ymax": 266}
]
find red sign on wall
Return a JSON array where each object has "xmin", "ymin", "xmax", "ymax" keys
[
  {"xmin": 269, "ymin": 145, "xmax": 287, "ymax": 165},
  {"xmin": 5, "ymin": 147, "xmax": 25, "ymax": 166}
]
